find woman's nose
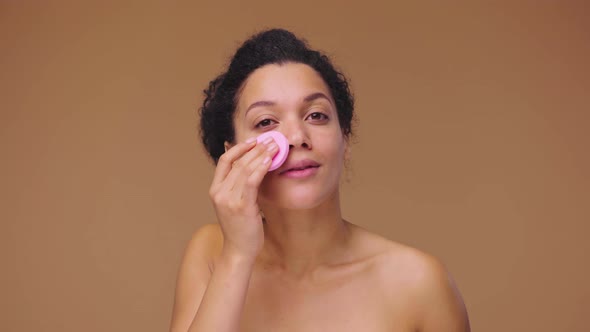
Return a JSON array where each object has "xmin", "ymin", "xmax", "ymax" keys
[{"xmin": 281, "ymin": 122, "xmax": 311, "ymax": 150}]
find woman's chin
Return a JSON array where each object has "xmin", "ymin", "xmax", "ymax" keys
[
  {"xmin": 259, "ymin": 188, "xmax": 336, "ymax": 210},
  {"xmin": 278, "ymin": 198, "xmax": 321, "ymax": 210}
]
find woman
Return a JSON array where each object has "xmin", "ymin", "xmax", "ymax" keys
[{"xmin": 170, "ymin": 29, "xmax": 470, "ymax": 332}]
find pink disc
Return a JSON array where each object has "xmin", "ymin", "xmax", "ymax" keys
[{"xmin": 256, "ymin": 131, "xmax": 289, "ymax": 171}]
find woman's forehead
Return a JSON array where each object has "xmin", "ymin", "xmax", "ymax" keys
[{"xmin": 236, "ymin": 63, "xmax": 333, "ymax": 114}]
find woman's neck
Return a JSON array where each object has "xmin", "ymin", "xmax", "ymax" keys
[{"xmin": 258, "ymin": 192, "xmax": 352, "ymax": 279}]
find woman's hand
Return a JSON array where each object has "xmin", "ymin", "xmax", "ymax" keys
[{"xmin": 208, "ymin": 136, "xmax": 278, "ymax": 262}]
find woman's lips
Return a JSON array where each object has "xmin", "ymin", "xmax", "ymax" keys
[
  {"xmin": 278, "ymin": 159, "xmax": 321, "ymax": 178},
  {"xmin": 280, "ymin": 165, "xmax": 320, "ymax": 178}
]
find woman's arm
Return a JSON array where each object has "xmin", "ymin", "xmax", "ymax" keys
[
  {"xmin": 169, "ymin": 224, "xmax": 255, "ymax": 332},
  {"xmin": 170, "ymin": 138, "xmax": 276, "ymax": 332},
  {"xmin": 188, "ymin": 250, "xmax": 254, "ymax": 332}
]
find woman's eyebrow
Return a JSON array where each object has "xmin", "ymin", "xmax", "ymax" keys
[
  {"xmin": 244, "ymin": 92, "xmax": 332, "ymax": 116},
  {"xmin": 245, "ymin": 100, "xmax": 275, "ymax": 116},
  {"xmin": 304, "ymin": 92, "xmax": 333, "ymax": 105}
]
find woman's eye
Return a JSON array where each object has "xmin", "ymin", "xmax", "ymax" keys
[
  {"xmin": 256, "ymin": 119, "xmax": 274, "ymax": 128},
  {"xmin": 308, "ymin": 112, "xmax": 328, "ymax": 121}
]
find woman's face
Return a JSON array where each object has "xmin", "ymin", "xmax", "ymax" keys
[{"xmin": 229, "ymin": 62, "xmax": 348, "ymax": 210}]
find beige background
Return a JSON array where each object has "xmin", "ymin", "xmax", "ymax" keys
[{"xmin": 1, "ymin": 1, "xmax": 589, "ymax": 331}]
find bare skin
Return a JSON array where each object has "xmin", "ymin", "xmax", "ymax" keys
[{"xmin": 170, "ymin": 63, "xmax": 470, "ymax": 332}]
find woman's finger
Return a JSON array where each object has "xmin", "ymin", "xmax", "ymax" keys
[
  {"xmin": 221, "ymin": 151, "xmax": 273, "ymax": 219},
  {"xmin": 211, "ymin": 138, "xmax": 257, "ymax": 188},
  {"xmin": 223, "ymin": 137, "xmax": 276, "ymax": 192},
  {"xmin": 242, "ymin": 150, "xmax": 274, "ymax": 204}
]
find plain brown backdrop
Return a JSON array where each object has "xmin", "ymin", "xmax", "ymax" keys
[{"xmin": 1, "ymin": 1, "xmax": 588, "ymax": 331}]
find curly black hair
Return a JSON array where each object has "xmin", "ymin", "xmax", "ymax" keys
[{"xmin": 199, "ymin": 28, "xmax": 355, "ymax": 164}]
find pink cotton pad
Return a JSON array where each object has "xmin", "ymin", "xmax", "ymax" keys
[{"xmin": 256, "ymin": 131, "xmax": 289, "ymax": 171}]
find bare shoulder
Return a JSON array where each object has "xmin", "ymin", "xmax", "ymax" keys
[
  {"xmin": 348, "ymin": 223, "xmax": 470, "ymax": 331},
  {"xmin": 175, "ymin": 223, "xmax": 224, "ymax": 288},
  {"xmin": 184, "ymin": 223, "xmax": 224, "ymax": 269},
  {"xmin": 348, "ymin": 222, "xmax": 442, "ymax": 278},
  {"xmin": 189, "ymin": 222, "xmax": 223, "ymax": 245}
]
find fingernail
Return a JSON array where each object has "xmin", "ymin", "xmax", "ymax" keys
[
  {"xmin": 267, "ymin": 143, "xmax": 278, "ymax": 152},
  {"xmin": 262, "ymin": 156, "xmax": 271, "ymax": 164},
  {"xmin": 263, "ymin": 137, "xmax": 274, "ymax": 145}
]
